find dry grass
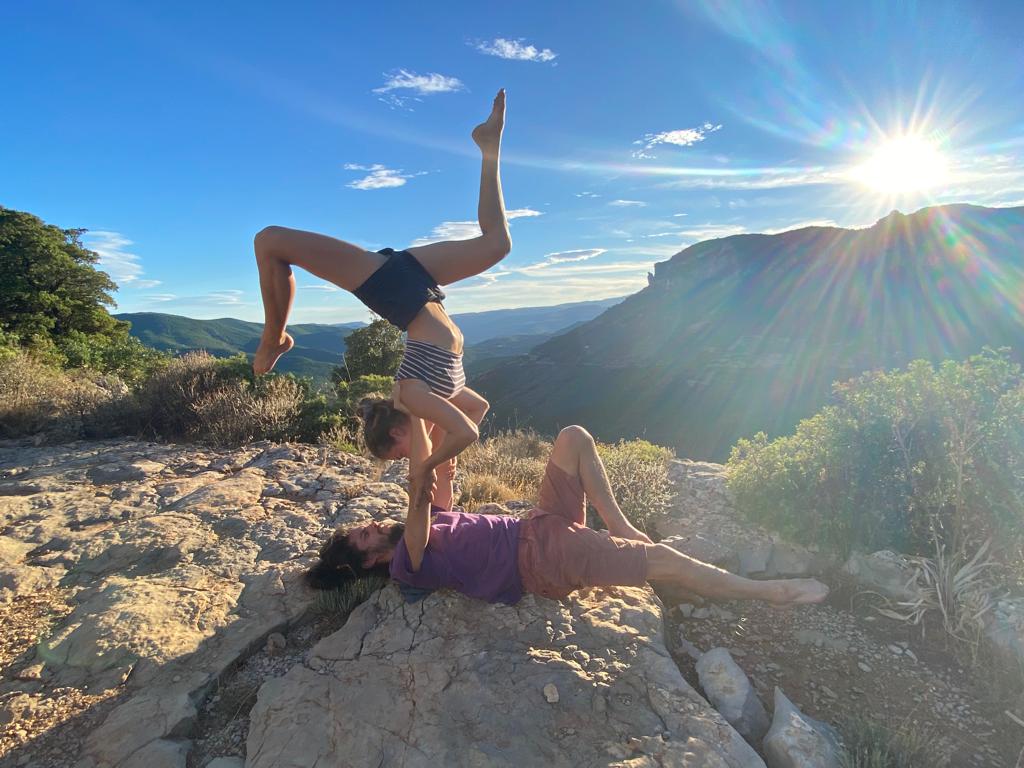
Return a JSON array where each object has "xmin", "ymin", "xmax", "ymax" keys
[
  {"xmin": 839, "ymin": 715, "xmax": 945, "ymax": 768},
  {"xmin": 192, "ymin": 376, "xmax": 303, "ymax": 447},
  {"xmin": 0, "ymin": 350, "xmax": 127, "ymax": 441},
  {"xmin": 458, "ymin": 429, "xmax": 552, "ymax": 509}
]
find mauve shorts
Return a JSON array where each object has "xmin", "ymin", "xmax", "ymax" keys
[{"xmin": 517, "ymin": 460, "xmax": 649, "ymax": 600}]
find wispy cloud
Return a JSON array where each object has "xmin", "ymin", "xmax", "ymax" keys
[
  {"xmin": 676, "ymin": 224, "xmax": 747, "ymax": 241},
  {"xmin": 759, "ymin": 219, "xmax": 838, "ymax": 234},
  {"xmin": 575, "ymin": 191, "xmax": 601, "ymax": 198},
  {"xmin": 410, "ymin": 208, "xmax": 543, "ymax": 246},
  {"xmin": 506, "ymin": 208, "xmax": 543, "ymax": 219},
  {"xmin": 633, "ymin": 123, "xmax": 722, "ymax": 158},
  {"xmin": 657, "ymin": 168, "xmax": 840, "ymax": 190},
  {"xmin": 83, "ymin": 230, "xmax": 161, "ymax": 290},
  {"xmin": 373, "ymin": 69, "xmax": 464, "ymax": 109},
  {"xmin": 344, "ymin": 163, "xmax": 424, "ymax": 190},
  {"xmin": 523, "ymin": 248, "xmax": 607, "ymax": 271},
  {"xmin": 609, "ymin": 199, "xmax": 647, "ymax": 207},
  {"xmin": 302, "ymin": 284, "xmax": 340, "ymax": 292},
  {"xmin": 143, "ymin": 290, "xmax": 247, "ymax": 308},
  {"xmin": 472, "ymin": 38, "xmax": 557, "ymax": 63}
]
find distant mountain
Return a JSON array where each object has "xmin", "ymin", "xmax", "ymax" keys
[
  {"xmin": 116, "ymin": 297, "xmax": 622, "ymax": 382},
  {"xmin": 453, "ymin": 298, "xmax": 622, "ymax": 344},
  {"xmin": 474, "ymin": 204, "xmax": 1024, "ymax": 460},
  {"xmin": 114, "ymin": 313, "xmax": 364, "ymax": 380}
]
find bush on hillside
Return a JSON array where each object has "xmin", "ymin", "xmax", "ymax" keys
[
  {"xmin": 457, "ymin": 430, "xmax": 675, "ymax": 531},
  {"xmin": 0, "ymin": 350, "xmax": 129, "ymax": 441},
  {"xmin": 727, "ymin": 348, "xmax": 1024, "ymax": 571},
  {"xmin": 596, "ymin": 439, "xmax": 675, "ymax": 533}
]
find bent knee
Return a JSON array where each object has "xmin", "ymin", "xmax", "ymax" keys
[
  {"xmin": 557, "ymin": 425, "xmax": 593, "ymax": 447},
  {"xmin": 254, "ymin": 225, "xmax": 287, "ymax": 254}
]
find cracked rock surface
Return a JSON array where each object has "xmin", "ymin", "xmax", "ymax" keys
[
  {"xmin": 246, "ymin": 584, "xmax": 765, "ymax": 768},
  {"xmin": 0, "ymin": 439, "xmax": 405, "ymax": 767}
]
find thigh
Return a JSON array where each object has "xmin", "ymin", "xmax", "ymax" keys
[
  {"xmin": 266, "ymin": 226, "xmax": 386, "ymax": 291},
  {"xmin": 520, "ymin": 519, "xmax": 648, "ymax": 598},
  {"xmin": 406, "ymin": 237, "xmax": 495, "ymax": 286},
  {"xmin": 536, "ymin": 459, "xmax": 586, "ymax": 525}
]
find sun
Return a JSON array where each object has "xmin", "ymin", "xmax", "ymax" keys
[{"xmin": 852, "ymin": 134, "xmax": 950, "ymax": 195}]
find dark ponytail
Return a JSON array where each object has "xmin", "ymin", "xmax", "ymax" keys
[{"xmin": 357, "ymin": 397, "xmax": 409, "ymax": 459}]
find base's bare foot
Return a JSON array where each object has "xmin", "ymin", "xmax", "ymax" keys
[
  {"xmin": 472, "ymin": 89, "xmax": 505, "ymax": 152},
  {"xmin": 769, "ymin": 578, "xmax": 830, "ymax": 606},
  {"xmin": 253, "ymin": 332, "xmax": 293, "ymax": 375}
]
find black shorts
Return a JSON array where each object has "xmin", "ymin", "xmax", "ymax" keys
[{"xmin": 352, "ymin": 248, "xmax": 446, "ymax": 330}]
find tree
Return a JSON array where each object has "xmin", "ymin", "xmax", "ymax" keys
[
  {"xmin": 0, "ymin": 207, "xmax": 119, "ymax": 344},
  {"xmin": 0, "ymin": 206, "xmax": 165, "ymax": 380},
  {"xmin": 334, "ymin": 318, "xmax": 403, "ymax": 381}
]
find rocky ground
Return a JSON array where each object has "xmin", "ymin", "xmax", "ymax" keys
[
  {"xmin": 654, "ymin": 459, "xmax": 1024, "ymax": 768},
  {"xmin": 1, "ymin": 442, "xmax": 1021, "ymax": 767}
]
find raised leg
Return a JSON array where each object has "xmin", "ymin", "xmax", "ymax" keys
[
  {"xmin": 546, "ymin": 426, "xmax": 649, "ymax": 541},
  {"xmin": 253, "ymin": 226, "xmax": 386, "ymax": 374},
  {"xmin": 645, "ymin": 545, "xmax": 830, "ymax": 605},
  {"xmin": 407, "ymin": 90, "xmax": 512, "ymax": 286}
]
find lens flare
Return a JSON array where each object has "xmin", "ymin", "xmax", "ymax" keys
[{"xmin": 852, "ymin": 135, "xmax": 950, "ymax": 194}]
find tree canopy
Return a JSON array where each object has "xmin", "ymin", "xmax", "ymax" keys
[
  {"xmin": 334, "ymin": 318, "xmax": 403, "ymax": 381},
  {"xmin": 0, "ymin": 206, "xmax": 163, "ymax": 381}
]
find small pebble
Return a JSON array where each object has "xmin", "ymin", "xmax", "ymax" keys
[{"xmin": 543, "ymin": 683, "xmax": 560, "ymax": 704}]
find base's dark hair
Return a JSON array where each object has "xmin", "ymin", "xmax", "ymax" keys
[
  {"xmin": 304, "ymin": 523, "xmax": 404, "ymax": 590},
  {"xmin": 356, "ymin": 397, "xmax": 409, "ymax": 459}
]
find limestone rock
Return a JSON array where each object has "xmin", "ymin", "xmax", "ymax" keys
[
  {"xmin": 118, "ymin": 738, "xmax": 191, "ymax": 768},
  {"xmin": 206, "ymin": 758, "xmax": 245, "ymax": 768},
  {"xmin": 696, "ymin": 648, "xmax": 770, "ymax": 746},
  {"xmin": 842, "ymin": 550, "xmax": 918, "ymax": 601},
  {"xmin": 246, "ymin": 585, "xmax": 766, "ymax": 768},
  {"xmin": 762, "ymin": 688, "xmax": 840, "ymax": 768}
]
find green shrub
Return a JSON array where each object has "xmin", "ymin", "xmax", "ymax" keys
[
  {"xmin": 597, "ymin": 438, "xmax": 675, "ymax": 533},
  {"xmin": 727, "ymin": 349, "xmax": 1024, "ymax": 570}
]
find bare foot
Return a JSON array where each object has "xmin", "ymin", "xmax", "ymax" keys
[
  {"xmin": 253, "ymin": 332, "xmax": 293, "ymax": 374},
  {"xmin": 472, "ymin": 89, "xmax": 505, "ymax": 153},
  {"xmin": 769, "ymin": 578, "xmax": 830, "ymax": 606}
]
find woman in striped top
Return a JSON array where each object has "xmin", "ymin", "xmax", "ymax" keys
[{"xmin": 252, "ymin": 90, "xmax": 509, "ymax": 499}]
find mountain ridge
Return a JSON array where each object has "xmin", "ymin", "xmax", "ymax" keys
[{"xmin": 475, "ymin": 203, "xmax": 1024, "ymax": 460}]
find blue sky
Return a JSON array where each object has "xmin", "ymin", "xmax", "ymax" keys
[{"xmin": 3, "ymin": 1, "xmax": 1023, "ymax": 322}]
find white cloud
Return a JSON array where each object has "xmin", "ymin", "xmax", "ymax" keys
[
  {"xmin": 302, "ymin": 284, "xmax": 340, "ymax": 292},
  {"xmin": 523, "ymin": 248, "xmax": 607, "ymax": 271},
  {"xmin": 473, "ymin": 38, "xmax": 557, "ymax": 62},
  {"xmin": 506, "ymin": 208, "xmax": 543, "ymax": 219},
  {"xmin": 411, "ymin": 208, "xmax": 543, "ymax": 246},
  {"xmin": 83, "ymin": 230, "xmax": 161, "ymax": 289},
  {"xmin": 609, "ymin": 199, "xmax": 647, "ymax": 207},
  {"xmin": 633, "ymin": 123, "xmax": 722, "ymax": 158},
  {"xmin": 373, "ymin": 69, "xmax": 464, "ymax": 109},
  {"xmin": 575, "ymin": 191, "xmax": 601, "ymax": 198},
  {"xmin": 672, "ymin": 213, "xmax": 688, "ymax": 217},
  {"xmin": 344, "ymin": 163, "xmax": 423, "ymax": 190},
  {"xmin": 146, "ymin": 293, "xmax": 177, "ymax": 303}
]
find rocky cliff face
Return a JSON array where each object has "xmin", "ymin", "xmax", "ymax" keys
[
  {"xmin": 475, "ymin": 204, "xmax": 1024, "ymax": 459},
  {"xmin": 0, "ymin": 440, "xmax": 764, "ymax": 768}
]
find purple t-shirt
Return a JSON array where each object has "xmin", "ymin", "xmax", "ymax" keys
[{"xmin": 389, "ymin": 508, "xmax": 523, "ymax": 604}]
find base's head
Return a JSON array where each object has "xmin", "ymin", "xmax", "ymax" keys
[
  {"xmin": 357, "ymin": 397, "xmax": 411, "ymax": 460},
  {"xmin": 304, "ymin": 520, "xmax": 405, "ymax": 589}
]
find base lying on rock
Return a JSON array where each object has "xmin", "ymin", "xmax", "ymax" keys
[{"xmin": 246, "ymin": 584, "xmax": 766, "ymax": 768}]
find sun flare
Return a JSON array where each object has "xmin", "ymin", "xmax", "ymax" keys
[{"xmin": 852, "ymin": 135, "xmax": 950, "ymax": 195}]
